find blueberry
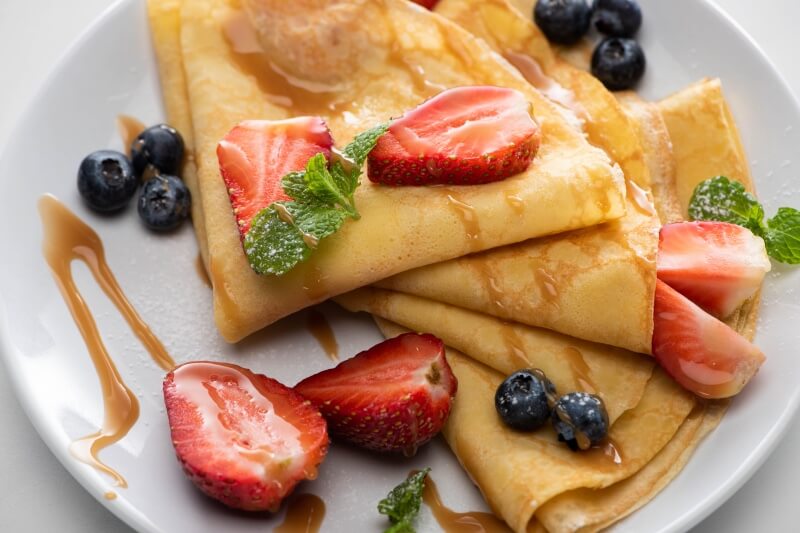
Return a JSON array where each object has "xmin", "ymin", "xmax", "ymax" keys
[
  {"xmin": 77, "ymin": 150, "xmax": 138, "ymax": 213},
  {"xmin": 551, "ymin": 392, "xmax": 609, "ymax": 451},
  {"xmin": 137, "ymin": 175, "xmax": 191, "ymax": 231},
  {"xmin": 495, "ymin": 369, "xmax": 557, "ymax": 431},
  {"xmin": 591, "ymin": 37, "xmax": 645, "ymax": 91},
  {"xmin": 593, "ymin": 0, "xmax": 642, "ymax": 37},
  {"xmin": 533, "ymin": 0, "xmax": 592, "ymax": 45},
  {"xmin": 131, "ymin": 124, "xmax": 184, "ymax": 177}
]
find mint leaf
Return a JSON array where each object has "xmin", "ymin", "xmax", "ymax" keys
[
  {"xmin": 303, "ymin": 153, "xmax": 358, "ymax": 217},
  {"xmin": 764, "ymin": 207, "xmax": 800, "ymax": 264},
  {"xmin": 378, "ymin": 468, "xmax": 430, "ymax": 533},
  {"xmin": 688, "ymin": 176, "xmax": 765, "ymax": 234},
  {"xmin": 243, "ymin": 206, "xmax": 309, "ymax": 275},
  {"xmin": 244, "ymin": 122, "xmax": 388, "ymax": 275},
  {"xmin": 345, "ymin": 122, "xmax": 389, "ymax": 167}
]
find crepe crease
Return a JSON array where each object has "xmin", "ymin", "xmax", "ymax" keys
[{"xmin": 176, "ymin": 0, "xmax": 627, "ymax": 342}]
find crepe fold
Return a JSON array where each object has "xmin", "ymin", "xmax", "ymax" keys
[
  {"xmin": 177, "ymin": 0, "xmax": 626, "ymax": 342},
  {"xmin": 348, "ymin": 78, "xmax": 760, "ymax": 532},
  {"xmin": 371, "ymin": 0, "xmax": 662, "ymax": 354},
  {"xmin": 374, "ymin": 318, "xmax": 695, "ymax": 533}
]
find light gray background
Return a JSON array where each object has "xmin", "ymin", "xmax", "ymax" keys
[{"xmin": 0, "ymin": 0, "xmax": 798, "ymax": 531}]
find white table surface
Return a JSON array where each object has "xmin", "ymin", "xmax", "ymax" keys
[{"xmin": 1, "ymin": 0, "xmax": 798, "ymax": 531}]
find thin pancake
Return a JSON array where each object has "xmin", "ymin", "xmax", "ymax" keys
[
  {"xmin": 375, "ymin": 0, "xmax": 661, "ymax": 354},
  {"xmin": 336, "ymin": 288, "xmax": 654, "ymax": 423},
  {"xmin": 375, "ymin": 318, "xmax": 694, "ymax": 533},
  {"xmin": 180, "ymin": 0, "xmax": 626, "ymax": 342},
  {"xmin": 146, "ymin": 0, "xmax": 208, "ymax": 265}
]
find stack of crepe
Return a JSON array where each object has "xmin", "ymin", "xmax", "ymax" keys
[{"xmin": 146, "ymin": 0, "xmax": 762, "ymax": 530}]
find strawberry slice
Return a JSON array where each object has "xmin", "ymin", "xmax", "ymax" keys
[
  {"xmin": 217, "ymin": 117, "xmax": 333, "ymax": 238},
  {"xmin": 163, "ymin": 361, "xmax": 329, "ymax": 511},
  {"xmin": 367, "ymin": 86, "xmax": 541, "ymax": 186},
  {"xmin": 652, "ymin": 279, "xmax": 765, "ymax": 399},
  {"xmin": 294, "ymin": 333, "xmax": 457, "ymax": 454},
  {"xmin": 410, "ymin": 0, "xmax": 439, "ymax": 8},
  {"xmin": 657, "ymin": 221, "xmax": 771, "ymax": 318}
]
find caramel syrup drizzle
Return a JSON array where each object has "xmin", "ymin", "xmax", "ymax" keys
[
  {"xmin": 39, "ymin": 195, "xmax": 176, "ymax": 487},
  {"xmin": 306, "ymin": 309, "xmax": 339, "ymax": 361},
  {"xmin": 422, "ymin": 474, "xmax": 511, "ymax": 533},
  {"xmin": 275, "ymin": 493, "xmax": 326, "ymax": 533},
  {"xmin": 116, "ymin": 114, "xmax": 146, "ymax": 158}
]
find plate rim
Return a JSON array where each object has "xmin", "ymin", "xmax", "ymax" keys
[{"xmin": 0, "ymin": 0, "xmax": 798, "ymax": 532}]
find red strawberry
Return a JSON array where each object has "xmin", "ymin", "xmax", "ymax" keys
[
  {"xmin": 367, "ymin": 86, "xmax": 540, "ymax": 186},
  {"xmin": 294, "ymin": 333, "xmax": 457, "ymax": 454},
  {"xmin": 652, "ymin": 279, "xmax": 765, "ymax": 399},
  {"xmin": 657, "ymin": 221, "xmax": 771, "ymax": 318},
  {"xmin": 217, "ymin": 117, "xmax": 333, "ymax": 238},
  {"xmin": 163, "ymin": 361, "xmax": 329, "ymax": 512},
  {"xmin": 410, "ymin": 0, "xmax": 439, "ymax": 9}
]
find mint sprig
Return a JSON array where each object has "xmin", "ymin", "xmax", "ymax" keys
[
  {"xmin": 688, "ymin": 176, "xmax": 800, "ymax": 264},
  {"xmin": 244, "ymin": 123, "xmax": 388, "ymax": 275},
  {"xmin": 378, "ymin": 468, "xmax": 430, "ymax": 533}
]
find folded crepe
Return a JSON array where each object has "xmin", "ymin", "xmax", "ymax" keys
[
  {"xmin": 177, "ymin": 0, "xmax": 627, "ymax": 342},
  {"xmin": 374, "ymin": 0, "xmax": 664, "ymax": 353},
  {"xmin": 343, "ymin": 78, "xmax": 761, "ymax": 532},
  {"xmin": 146, "ymin": 0, "xmax": 209, "ymax": 265}
]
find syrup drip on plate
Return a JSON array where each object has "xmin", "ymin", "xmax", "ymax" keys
[
  {"xmin": 116, "ymin": 114, "xmax": 146, "ymax": 158},
  {"xmin": 39, "ymin": 195, "xmax": 176, "ymax": 487},
  {"xmin": 422, "ymin": 474, "xmax": 511, "ymax": 533},
  {"xmin": 274, "ymin": 493, "xmax": 326, "ymax": 533},
  {"xmin": 306, "ymin": 309, "xmax": 339, "ymax": 361}
]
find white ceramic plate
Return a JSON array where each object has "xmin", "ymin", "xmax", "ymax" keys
[{"xmin": 1, "ymin": 0, "xmax": 799, "ymax": 531}]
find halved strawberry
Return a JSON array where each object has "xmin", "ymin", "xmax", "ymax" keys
[
  {"xmin": 217, "ymin": 117, "xmax": 333, "ymax": 238},
  {"xmin": 163, "ymin": 361, "xmax": 329, "ymax": 511},
  {"xmin": 367, "ymin": 86, "xmax": 540, "ymax": 186},
  {"xmin": 652, "ymin": 279, "xmax": 765, "ymax": 399},
  {"xmin": 657, "ymin": 221, "xmax": 771, "ymax": 318},
  {"xmin": 294, "ymin": 333, "xmax": 457, "ymax": 454}
]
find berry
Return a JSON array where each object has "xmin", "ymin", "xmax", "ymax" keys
[
  {"xmin": 76, "ymin": 150, "xmax": 138, "ymax": 212},
  {"xmin": 657, "ymin": 221, "xmax": 771, "ymax": 319},
  {"xmin": 533, "ymin": 0, "xmax": 592, "ymax": 45},
  {"xmin": 295, "ymin": 333, "xmax": 457, "ymax": 454},
  {"xmin": 217, "ymin": 118, "xmax": 333, "ymax": 238},
  {"xmin": 591, "ymin": 37, "xmax": 646, "ymax": 91},
  {"xmin": 163, "ymin": 361, "xmax": 329, "ymax": 512},
  {"xmin": 551, "ymin": 392, "xmax": 609, "ymax": 451},
  {"xmin": 410, "ymin": 0, "xmax": 439, "ymax": 8},
  {"xmin": 131, "ymin": 123, "xmax": 184, "ymax": 177},
  {"xmin": 652, "ymin": 279, "xmax": 765, "ymax": 399},
  {"xmin": 495, "ymin": 369, "xmax": 557, "ymax": 431},
  {"xmin": 593, "ymin": 0, "xmax": 642, "ymax": 37},
  {"xmin": 137, "ymin": 174, "xmax": 191, "ymax": 231},
  {"xmin": 367, "ymin": 86, "xmax": 540, "ymax": 186}
]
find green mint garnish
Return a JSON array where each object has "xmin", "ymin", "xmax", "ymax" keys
[
  {"xmin": 244, "ymin": 123, "xmax": 388, "ymax": 275},
  {"xmin": 688, "ymin": 176, "xmax": 800, "ymax": 264},
  {"xmin": 378, "ymin": 468, "xmax": 430, "ymax": 533}
]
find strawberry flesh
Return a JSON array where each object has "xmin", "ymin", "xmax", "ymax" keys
[
  {"xmin": 657, "ymin": 221, "xmax": 771, "ymax": 318},
  {"xmin": 367, "ymin": 86, "xmax": 541, "ymax": 186},
  {"xmin": 410, "ymin": 0, "xmax": 440, "ymax": 8},
  {"xmin": 217, "ymin": 117, "xmax": 333, "ymax": 238},
  {"xmin": 294, "ymin": 333, "xmax": 457, "ymax": 454},
  {"xmin": 652, "ymin": 279, "xmax": 765, "ymax": 399},
  {"xmin": 163, "ymin": 361, "xmax": 329, "ymax": 511}
]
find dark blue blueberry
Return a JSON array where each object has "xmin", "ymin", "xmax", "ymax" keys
[
  {"xmin": 137, "ymin": 175, "xmax": 191, "ymax": 231},
  {"xmin": 77, "ymin": 150, "xmax": 138, "ymax": 213},
  {"xmin": 495, "ymin": 369, "xmax": 557, "ymax": 431},
  {"xmin": 131, "ymin": 124, "xmax": 184, "ymax": 177},
  {"xmin": 591, "ymin": 37, "xmax": 645, "ymax": 91},
  {"xmin": 551, "ymin": 392, "xmax": 609, "ymax": 451},
  {"xmin": 593, "ymin": 0, "xmax": 642, "ymax": 37},
  {"xmin": 534, "ymin": 0, "xmax": 592, "ymax": 45}
]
